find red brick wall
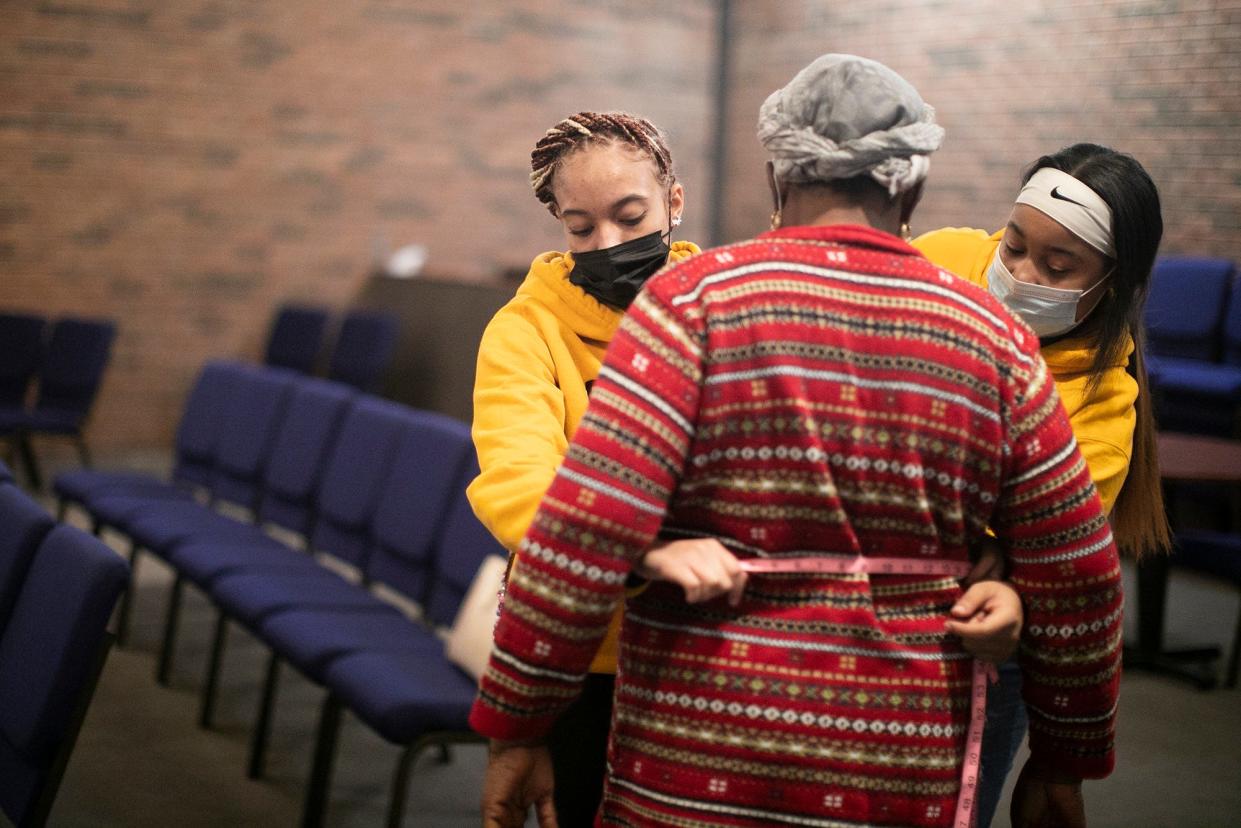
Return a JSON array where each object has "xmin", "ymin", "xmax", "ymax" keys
[
  {"xmin": 5, "ymin": 0, "xmax": 1239, "ymax": 452},
  {"xmin": 0, "ymin": 0, "xmax": 717, "ymax": 450},
  {"xmin": 722, "ymin": 1, "xmax": 1241, "ymax": 261}
]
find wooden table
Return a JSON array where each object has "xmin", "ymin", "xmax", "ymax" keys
[{"xmin": 1123, "ymin": 432, "xmax": 1241, "ymax": 688}]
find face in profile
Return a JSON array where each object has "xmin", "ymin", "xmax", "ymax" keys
[
  {"xmin": 551, "ymin": 140, "xmax": 684, "ymax": 254},
  {"xmin": 999, "ymin": 204, "xmax": 1113, "ymax": 321}
]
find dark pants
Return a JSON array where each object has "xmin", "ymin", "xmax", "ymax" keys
[
  {"xmin": 976, "ymin": 658, "xmax": 1029, "ymax": 827},
  {"xmin": 546, "ymin": 672, "xmax": 615, "ymax": 826}
]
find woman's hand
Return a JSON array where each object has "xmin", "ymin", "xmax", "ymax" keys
[
  {"xmin": 945, "ymin": 580, "xmax": 1023, "ymax": 663},
  {"xmin": 634, "ymin": 538, "xmax": 748, "ymax": 606},
  {"xmin": 481, "ymin": 740, "xmax": 558, "ymax": 828}
]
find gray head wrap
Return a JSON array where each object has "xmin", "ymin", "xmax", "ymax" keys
[{"xmin": 758, "ymin": 54, "xmax": 945, "ymax": 197}]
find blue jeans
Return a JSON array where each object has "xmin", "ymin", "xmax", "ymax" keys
[{"xmin": 975, "ymin": 658, "xmax": 1027, "ymax": 827}]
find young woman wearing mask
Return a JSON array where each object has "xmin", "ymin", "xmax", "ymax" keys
[
  {"xmin": 466, "ymin": 111, "xmax": 700, "ymax": 825},
  {"xmin": 915, "ymin": 144, "xmax": 1171, "ymax": 826}
]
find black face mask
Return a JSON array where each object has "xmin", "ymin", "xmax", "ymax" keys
[{"xmin": 568, "ymin": 230, "xmax": 671, "ymax": 310}]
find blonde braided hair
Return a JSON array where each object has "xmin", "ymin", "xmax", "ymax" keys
[{"xmin": 530, "ymin": 111, "xmax": 675, "ymax": 216}]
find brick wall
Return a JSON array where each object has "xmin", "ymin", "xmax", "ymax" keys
[
  {"xmin": 722, "ymin": 0, "xmax": 1241, "ymax": 261},
  {"xmin": 0, "ymin": 0, "xmax": 717, "ymax": 450},
  {"xmin": 5, "ymin": 0, "xmax": 1239, "ymax": 452}
]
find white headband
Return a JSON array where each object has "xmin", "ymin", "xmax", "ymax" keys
[{"xmin": 1015, "ymin": 167, "xmax": 1115, "ymax": 258}]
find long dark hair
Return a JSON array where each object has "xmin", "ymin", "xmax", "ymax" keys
[{"xmin": 1024, "ymin": 143, "xmax": 1170, "ymax": 556}]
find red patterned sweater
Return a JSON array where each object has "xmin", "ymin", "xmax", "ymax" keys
[{"xmin": 469, "ymin": 225, "xmax": 1122, "ymax": 827}]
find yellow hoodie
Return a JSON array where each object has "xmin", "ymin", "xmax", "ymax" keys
[
  {"xmin": 468, "ymin": 241, "xmax": 701, "ymax": 674},
  {"xmin": 913, "ymin": 228, "xmax": 1136, "ymax": 512}
]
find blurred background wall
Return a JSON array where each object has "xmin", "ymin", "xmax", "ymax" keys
[
  {"xmin": 721, "ymin": 0, "xmax": 1241, "ymax": 253},
  {"xmin": 0, "ymin": 0, "xmax": 718, "ymax": 448},
  {"xmin": 1, "ymin": 0, "xmax": 1238, "ymax": 451}
]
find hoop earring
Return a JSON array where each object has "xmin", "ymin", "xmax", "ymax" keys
[
  {"xmin": 770, "ymin": 209, "xmax": 782, "ymax": 231},
  {"xmin": 900, "ymin": 222, "xmax": 912, "ymax": 242}
]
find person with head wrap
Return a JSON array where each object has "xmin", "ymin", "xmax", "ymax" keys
[
  {"xmin": 471, "ymin": 54, "xmax": 1122, "ymax": 828},
  {"xmin": 914, "ymin": 145, "xmax": 1169, "ymax": 827}
]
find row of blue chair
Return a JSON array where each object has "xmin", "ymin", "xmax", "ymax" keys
[
  {"xmin": 1145, "ymin": 256, "xmax": 1241, "ymax": 436},
  {"xmin": 0, "ymin": 314, "xmax": 117, "ymax": 490},
  {"xmin": 0, "ymin": 458, "xmax": 129, "ymax": 827},
  {"xmin": 264, "ymin": 304, "xmax": 400, "ymax": 394},
  {"xmin": 54, "ymin": 361, "xmax": 504, "ymax": 826}
]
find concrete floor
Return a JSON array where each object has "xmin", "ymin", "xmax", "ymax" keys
[{"xmin": 10, "ymin": 448, "xmax": 1241, "ymax": 827}]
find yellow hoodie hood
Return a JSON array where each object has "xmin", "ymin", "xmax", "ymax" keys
[
  {"xmin": 915, "ymin": 226, "xmax": 1137, "ymax": 512},
  {"xmin": 516, "ymin": 241, "xmax": 701, "ymax": 343},
  {"xmin": 469, "ymin": 239, "xmax": 700, "ymax": 674}
]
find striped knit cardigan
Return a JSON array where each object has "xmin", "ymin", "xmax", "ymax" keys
[{"xmin": 469, "ymin": 224, "xmax": 1122, "ymax": 827}]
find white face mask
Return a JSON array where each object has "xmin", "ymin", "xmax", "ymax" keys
[{"xmin": 987, "ymin": 253, "xmax": 1110, "ymax": 339}]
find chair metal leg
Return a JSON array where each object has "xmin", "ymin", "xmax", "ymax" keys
[
  {"xmin": 199, "ymin": 611, "xmax": 229, "ymax": 729},
  {"xmin": 247, "ymin": 653, "xmax": 282, "ymax": 780},
  {"xmin": 156, "ymin": 576, "xmax": 185, "ymax": 686},
  {"xmin": 114, "ymin": 544, "xmax": 141, "ymax": 648},
  {"xmin": 386, "ymin": 733, "xmax": 483, "ymax": 827},
  {"xmin": 301, "ymin": 695, "xmax": 343, "ymax": 828},
  {"xmin": 17, "ymin": 431, "xmax": 42, "ymax": 491},
  {"xmin": 386, "ymin": 741, "xmax": 421, "ymax": 828}
]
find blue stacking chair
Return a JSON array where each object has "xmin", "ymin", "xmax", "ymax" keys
[
  {"xmin": 111, "ymin": 366, "xmax": 295, "ymax": 556},
  {"xmin": 305, "ymin": 480, "xmax": 503, "ymax": 827},
  {"xmin": 167, "ymin": 376, "xmax": 357, "ymax": 591},
  {"xmin": 206, "ymin": 398, "xmax": 415, "ymax": 622},
  {"xmin": 1145, "ymin": 257, "xmax": 1234, "ymax": 361},
  {"xmin": 159, "ymin": 377, "xmax": 357, "ymax": 694},
  {"xmin": 0, "ymin": 313, "xmax": 46, "ymax": 408},
  {"xmin": 326, "ymin": 310, "xmax": 400, "ymax": 393},
  {"xmin": 243, "ymin": 411, "xmax": 474, "ymax": 779},
  {"xmin": 1171, "ymin": 530, "xmax": 1241, "ymax": 689},
  {"xmin": 0, "ymin": 313, "xmax": 45, "ymax": 487},
  {"xmin": 54, "ymin": 360, "xmax": 242, "ymax": 521},
  {"xmin": 264, "ymin": 304, "xmax": 330, "ymax": 375},
  {"xmin": 1146, "ymin": 258, "xmax": 1240, "ymax": 435},
  {"xmin": 0, "ymin": 486, "xmax": 56, "ymax": 638},
  {"xmin": 1221, "ymin": 273, "xmax": 1241, "ymax": 369},
  {"xmin": 0, "ymin": 318, "xmax": 118, "ymax": 490},
  {"xmin": 99, "ymin": 367, "xmax": 296, "ymax": 681},
  {"xmin": 77, "ymin": 362, "xmax": 254, "ymax": 646},
  {"xmin": 197, "ymin": 397, "xmax": 413, "ymax": 727},
  {"xmin": 0, "ymin": 524, "xmax": 129, "ymax": 827}
]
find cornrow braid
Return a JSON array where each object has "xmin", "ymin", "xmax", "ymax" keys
[{"xmin": 530, "ymin": 111, "xmax": 675, "ymax": 216}]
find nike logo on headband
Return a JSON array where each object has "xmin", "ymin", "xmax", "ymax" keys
[{"xmin": 1050, "ymin": 186, "xmax": 1088, "ymax": 208}]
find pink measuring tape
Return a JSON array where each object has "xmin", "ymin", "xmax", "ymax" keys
[{"xmin": 738, "ymin": 556, "xmax": 997, "ymax": 828}]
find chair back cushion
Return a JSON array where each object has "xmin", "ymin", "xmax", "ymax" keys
[
  {"xmin": 366, "ymin": 411, "xmax": 473, "ymax": 604},
  {"xmin": 0, "ymin": 525, "xmax": 128, "ymax": 760},
  {"xmin": 1145, "ymin": 257, "xmax": 1234, "ymax": 360}
]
